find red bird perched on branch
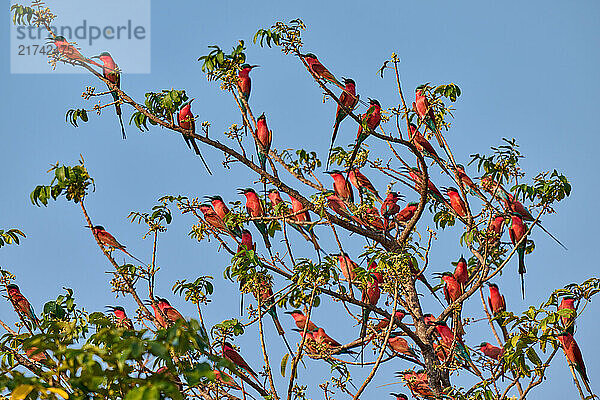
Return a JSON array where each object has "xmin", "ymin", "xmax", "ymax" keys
[
  {"xmin": 487, "ymin": 214, "xmax": 506, "ymax": 248},
  {"xmin": 453, "ymin": 256, "xmax": 469, "ymax": 288},
  {"xmin": 255, "ymin": 113, "xmax": 272, "ymax": 172},
  {"xmin": 237, "ymin": 229, "xmax": 256, "ymax": 253},
  {"xmin": 444, "ymin": 187, "xmax": 468, "ymax": 217},
  {"xmin": 408, "ymin": 123, "xmax": 439, "ymax": 159},
  {"xmin": 337, "ymin": 252, "xmax": 358, "ymax": 283},
  {"xmin": 360, "ymin": 267, "xmax": 382, "ymax": 338},
  {"xmin": 106, "ymin": 305, "xmax": 134, "ymax": 330},
  {"xmin": 198, "ymin": 204, "xmax": 231, "ymax": 236},
  {"xmin": 388, "ymin": 335, "xmax": 419, "ymax": 359},
  {"xmin": 373, "ymin": 310, "xmax": 406, "ymax": 332},
  {"xmin": 90, "ymin": 225, "xmax": 146, "ymax": 265},
  {"xmin": 284, "ymin": 310, "xmax": 318, "ymax": 332},
  {"xmin": 441, "ymin": 272, "xmax": 464, "ymax": 336},
  {"xmin": 347, "ymin": 99, "xmax": 382, "ymax": 170},
  {"xmin": 327, "ymin": 78, "xmax": 359, "ymax": 170},
  {"xmin": 324, "ymin": 191, "xmax": 362, "ymax": 225},
  {"xmin": 557, "ymin": 333, "xmax": 591, "ymax": 392},
  {"xmin": 6, "ymin": 284, "xmax": 39, "ymax": 329},
  {"xmin": 454, "ymin": 164, "xmax": 480, "ymax": 196},
  {"xmin": 145, "ymin": 300, "xmax": 168, "ymax": 328},
  {"xmin": 239, "ymin": 188, "xmax": 271, "ymax": 249},
  {"xmin": 348, "ymin": 167, "xmax": 382, "ymax": 201},
  {"xmin": 301, "ymin": 53, "xmax": 343, "ymax": 88},
  {"xmin": 92, "ymin": 52, "xmax": 126, "ymax": 139},
  {"xmin": 177, "ymin": 100, "xmax": 211, "ymax": 174},
  {"xmin": 325, "ymin": 170, "xmax": 354, "ymax": 203},
  {"xmin": 395, "ymin": 202, "xmax": 419, "ymax": 224},
  {"xmin": 478, "ymin": 342, "xmax": 503, "ymax": 361},
  {"xmin": 288, "ymin": 194, "xmax": 320, "ymax": 251},
  {"xmin": 381, "ymin": 192, "xmax": 402, "ymax": 221},
  {"xmin": 267, "ymin": 189, "xmax": 284, "ymax": 208},
  {"xmin": 558, "ymin": 296, "xmax": 576, "ymax": 334},
  {"xmin": 508, "ymin": 214, "xmax": 528, "ymax": 299},
  {"xmin": 487, "ymin": 282, "xmax": 509, "ymax": 341},
  {"xmin": 157, "ymin": 298, "xmax": 184, "ymax": 324},
  {"xmin": 406, "ymin": 167, "xmax": 445, "ymax": 204},
  {"xmin": 213, "ymin": 369, "xmax": 242, "ymax": 390},
  {"xmin": 222, "ymin": 342, "xmax": 261, "ymax": 383},
  {"xmin": 390, "ymin": 393, "xmax": 408, "ymax": 400},
  {"xmin": 414, "ymin": 86, "xmax": 444, "ymax": 147},
  {"xmin": 313, "ymin": 327, "xmax": 343, "ymax": 348},
  {"xmin": 237, "ymin": 63, "xmax": 258, "ymax": 112}
]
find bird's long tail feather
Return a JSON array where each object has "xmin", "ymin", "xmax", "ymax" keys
[
  {"xmin": 189, "ymin": 138, "xmax": 213, "ymax": 175},
  {"xmin": 537, "ymin": 222, "xmax": 568, "ymax": 250}
]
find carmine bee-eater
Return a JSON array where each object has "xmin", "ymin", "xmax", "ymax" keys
[
  {"xmin": 441, "ymin": 272, "xmax": 464, "ymax": 336},
  {"xmin": 237, "ymin": 229, "xmax": 256, "ymax": 253},
  {"xmin": 360, "ymin": 267, "xmax": 382, "ymax": 338},
  {"xmin": 324, "ymin": 190, "xmax": 362, "ymax": 224},
  {"xmin": 455, "ymin": 164, "xmax": 480, "ymax": 196},
  {"xmin": 285, "ymin": 310, "xmax": 318, "ymax": 332},
  {"xmin": 24, "ymin": 345, "xmax": 48, "ymax": 364},
  {"xmin": 301, "ymin": 53, "xmax": 343, "ymax": 88},
  {"xmin": 478, "ymin": 342, "xmax": 503, "ymax": 361},
  {"xmin": 90, "ymin": 225, "xmax": 146, "ymax": 265},
  {"xmin": 408, "ymin": 123, "xmax": 438, "ymax": 159},
  {"xmin": 49, "ymin": 35, "xmax": 102, "ymax": 67},
  {"xmin": 313, "ymin": 327, "xmax": 343, "ymax": 348},
  {"xmin": 487, "ymin": 214, "xmax": 506, "ymax": 248},
  {"xmin": 199, "ymin": 203, "xmax": 231, "ymax": 236},
  {"xmin": 445, "ymin": 187, "xmax": 468, "ymax": 217},
  {"xmin": 361, "ymin": 207, "xmax": 386, "ymax": 231},
  {"xmin": 503, "ymin": 193, "xmax": 567, "ymax": 250},
  {"xmin": 255, "ymin": 113, "xmax": 272, "ymax": 172},
  {"xmin": 453, "ymin": 256, "xmax": 469, "ymax": 289},
  {"xmin": 347, "ymin": 99, "xmax": 382, "ymax": 170},
  {"xmin": 406, "ymin": 167, "xmax": 445, "ymax": 203},
  {"xmin": 337, "ymin": 252, "xmax": 358, "ymax": 283},
  {"xmin": 381, "ymin": 192, "xmax": 402, "ymax": 220},
  {"xmin": 395, "ymin": 202, "xmax": 419, "ymax": 224},
  {"xmin": 106, "ymin": 305, "xmax": 134, "ymax": 329},
  {"xmin": 213, "ymin": 369, "xmax": 242, "ymax": 390},
  {"xmin": 425, "ymin": 316, "xmax": 475, "ymax": 371},
  {"xmin": 157, "ymin": 298, "xmax": 184, "ymax": 324},
  {"xmin": 267, "ymin": 189, "xmax": 284, "ymax": 208},
  {"xmin": 558, "ymin": 296, "xmax": 576, "ymax": 334},
  {"xmin": 508, "ymin": 214, "xmax": 528, "ymax": 299},
  {"xmin": 206, "ymin": 195, "xmax": 242, "ymax": 237},
  {"xmin": 92, "ymin": 52, "xmax": 126, "ymax": 139},
  {"xmin": 327, "ymin": 78, "xmax": 359, "ymax": 170},
  {"xmin": 487, "ymin": 282, "xmax": 509, "ymax": 341},
  {"xmin": 325, "ymin": 170, "xmax": 354, "ymax": 203},
  {"xmin": 238, "ymin": 64, "xmax": 258, "ymax": 112},
  {"xmin": 348, "ymin": 167, "xmax": 382, "ymax": 201},
  {"xmin": 145, "ymin": 300, "xmax": 168, "ymax": 328},
  {"xmin": 222, "ymin": 342, "xmax": 260, "ymax": 383},
  {"xmin": 6, "ymin": 284, "xmax": 39, "ymax": 329},
  {"xmin": 387, "ymin": 334, "xmax": 419, "ymax": 359},
  {"xmin": 177, "ymin": 100, "xmax": 211, "ymax": 173},
  {"xmin": 288, "ymin": 194, "xmax": 320, "ymax": 251},
  {"xmin": 390, "ymin": 393, "xmax": 409, "ymax": 400},
  {"xmin": 557, "ymin": 332, "xmax": 591, "ymax": 392},
  {"xmin": 398, "ymin": 370, "xmax": 435, "ymax": 398},
  {"xmin": 373, "ymin": 310, "xmax": 406, "ymax": 332},
  {"xmin": 414, "ymin": 86, "xmax": 444, "ymax": 147},
  {"xmin": 239, "ymin": 188, "xmax": 271, "ymax": 249}
]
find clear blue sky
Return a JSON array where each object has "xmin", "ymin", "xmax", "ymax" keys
[{"xmin": 2, "ymin": 1, "xmax": 599, "ymax": 398}]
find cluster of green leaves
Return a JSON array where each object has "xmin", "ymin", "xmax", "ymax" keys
[
  {"xmin": 414, "ymin": 82, "xmax": 462, "ymax": 131},
  {"xmin": 173, "ymin": 276, "xmax": 214, "ymax": 306},
  {"xmin": 327, "ymin": 146, "xmax": 369, "ymax": 169},
  {"xmin": 471, "ymin": 138, "xmax": 524, "ymax": 185},
  {"xmin": 129, "ymin": 203, "xmax": 174, "ymax": 234},
  {"xmin": 254, "ymin": 19, "xmax": 305, "ymax": 54},
  {"xmin": 198, "ymin": 41, "xmax": 246, "ymax": 79},
  {"xmin": 513, "ymin": 169, "xmax": 572, "ymax": 207},
  {"xmin": 31, "ymin": 161, "xmax": 94, "ymax": 206},
  {"xmin": 281, "ymin": 149, "xmax": 322, "ymax": 176},
  {"xmin": 0, "ymin": 228, "xmax": 25, "ymax": 248},
  {"xmin": 130, "ymin": 89, "xmax": 188, "ymax": 131},
  {"xmin": 10, "ymin": 4, "xmax": 35, "ymax": 25},
  {"xmin": 65, "ymin": 108, "xmax": 89, "ymax": 127},
  {"xmin": 433, "ymin": 207, "xmax": 456, "ymax": 229}
]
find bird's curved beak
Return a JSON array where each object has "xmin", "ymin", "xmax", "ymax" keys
[
  {"xmin": 250, "ymin": 65, "xmax": 260, "ymax": 69},
  {"xmin": 91, "ymin": 55, "xmax": 100, "ymax": 59},
  {"xmin": 143, "ymin": 300, "xmax": 153, "ymax": 306},
  {"xmin": 284, "ymin": 311, "xmax": 294, "ymax": 315}
]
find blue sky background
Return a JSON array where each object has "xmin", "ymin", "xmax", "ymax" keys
[{"xmin": 2, "ymin": 1, "xmax": 599, "ymax": 398}]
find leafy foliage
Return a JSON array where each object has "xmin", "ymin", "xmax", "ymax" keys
[{"xmin": 30, "ymin": 160, "xmax": 94, "ymax": 206}]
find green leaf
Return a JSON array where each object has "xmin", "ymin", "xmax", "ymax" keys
[{"xmin": 280, "ymin": 353, "xmax": 289, "ymax": 377}]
